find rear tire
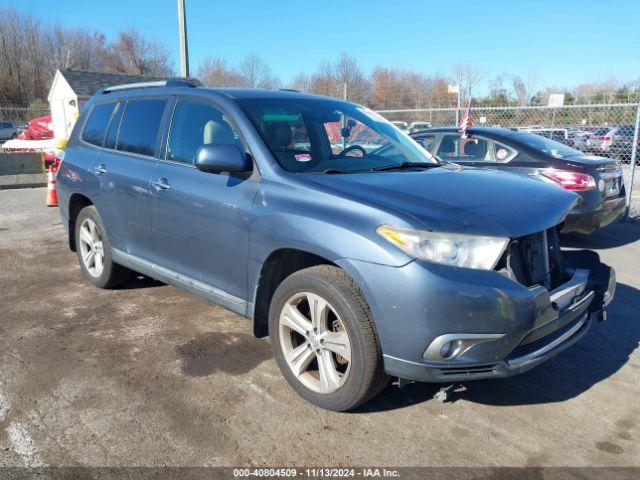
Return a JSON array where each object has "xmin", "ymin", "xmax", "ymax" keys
[
  {"xmin": 269, "ymin": 265, "xmax": 389, "ymax": 411},
  {"xmin": 75, "ymin": 205, "xmax": 131, "ymax": 288}
]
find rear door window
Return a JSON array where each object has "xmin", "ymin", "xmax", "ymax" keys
[
  {"xmin": 415, "ymin": 134, "xmax": 436, "ymax": 152},
  {"xmin": 436, "ymin": 134, "xmax": 491, "ymax": 162},
  {"xmin": 116, "ymin": 98, "xmax": 167, "ymax": 157},
  {"xmin": 82, "ymin": 102, "xmax": 117, "ymax": 146},
  {"xmin": 436, "ymin": 134, "xmax": 516, "ymax": 163}
]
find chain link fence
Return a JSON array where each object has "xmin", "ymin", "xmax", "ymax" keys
[
  {"xmin": 377, "ymin": 103, "xmax": 640, "ymax": 221},
  {"xmin": 0, "ymin": 106, "xmax": 50, "ymax": 123}
]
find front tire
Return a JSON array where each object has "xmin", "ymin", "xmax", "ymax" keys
[
  {"xmin": 75, "ymin": 205, "xmax": 131, "ymax": 288},
  {"xmin": 269, "ymin": 265, "xmax": 389, "ymax": 411}
]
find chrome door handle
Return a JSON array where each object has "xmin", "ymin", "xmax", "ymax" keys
[
  {"xmin": 151, "ymin": 178, "xmax": 171, "ymax": 191},
  {"xmin": 93, "ymin": 164, "xmax": 107, "ymax": 175}
]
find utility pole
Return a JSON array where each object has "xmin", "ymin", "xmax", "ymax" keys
[
  {"xmin": 342, "ymin": 82, "xmax": 347, "ymax": 150},
  {"xmin": 455, "ymin": 73, "xmax": 461, "ymax": 126},
  {"xmin": 177, "ymin": 0, "xmax": 189, "ymax": 78}
]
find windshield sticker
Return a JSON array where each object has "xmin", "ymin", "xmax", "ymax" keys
[{"xmin": 295, "ymin": 153, "xmax": 312, "ymax": 162}]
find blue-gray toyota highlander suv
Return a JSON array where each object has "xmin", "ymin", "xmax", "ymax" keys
[{"xmin": 56, "ymin": 80, "xmax": 615, "ymax": 411}]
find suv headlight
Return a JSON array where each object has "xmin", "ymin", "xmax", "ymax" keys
[{"xmin": 377, "ymin": 225, "xmax": 509, "ymax": 270}]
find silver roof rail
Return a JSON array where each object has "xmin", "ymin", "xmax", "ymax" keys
[{"xmin": 100, "ymin": 78, "xmax": 200, "ymax": 94}]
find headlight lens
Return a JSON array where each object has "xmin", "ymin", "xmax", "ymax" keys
[{"xmin": 377, "ymin": 225, "xmax": 509, "ymax": 270}]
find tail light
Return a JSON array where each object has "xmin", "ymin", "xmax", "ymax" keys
[
  {"xmin": 541, "ymin": 169, "xmax": 597, "ymax": 191},
  {"xmin": 599, "ymin": 135, "xmax": 611, "ymax": 141}
]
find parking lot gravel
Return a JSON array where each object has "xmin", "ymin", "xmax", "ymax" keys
[{"xmin": 0, "ymin": 187, "xmax": 639, "ymax": 467}]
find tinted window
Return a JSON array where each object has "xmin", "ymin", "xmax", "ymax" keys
[
  {"xmin": 116, "ymin": 98, "xmax": 167, "ymax": 156},
  {"xmin": 82, "ymin": 102, "xmax": 116, "ymax": 146},
  {"xmin": 436, "ymin": 134, "xmax": 491, "ymax": 162},
  {"xmin": 415, "ymin": 134, "xmax": 436, "ymax": 152},
  {"xmin": 104, "ymin": 101, "xmax": 124, "ymax": 150},
  {"xmin": 167, "ymin": 99, "xmax": 243, "ymax": 164}
]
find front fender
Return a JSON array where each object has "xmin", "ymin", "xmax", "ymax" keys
[{"xmin": 248, "ymin": 178, "xmax": 413, "ymax": 275}]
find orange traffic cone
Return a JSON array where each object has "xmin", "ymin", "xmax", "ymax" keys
[{"xmin": 46, "ymin": 165, "xmax": 59, "ymax": 207}]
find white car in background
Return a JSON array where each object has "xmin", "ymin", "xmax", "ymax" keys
[
  {"xmin": 391, "ymin": 121, "xmax": 409, "ymax": 132},
  {"xmin": 587, "ymin": 128, "xmax": 612, "ymax": 151}
]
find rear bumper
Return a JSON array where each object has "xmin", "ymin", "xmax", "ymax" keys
[{"xmin": 562, "ymin": 196, "xmax": 625, "ymax": 234}]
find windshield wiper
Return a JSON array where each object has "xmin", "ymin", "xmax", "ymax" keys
[{"xmin": 372, "ymin": 161, "xmax": 440, "ymax": 172}]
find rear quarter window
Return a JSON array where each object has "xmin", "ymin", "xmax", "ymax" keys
[
  {"xmin": 82, "ymin": 102, "xmax": 117, "ymax": 146},
  {"xmin": 116, "ymin": 98, "xmax": 167, "ymax": 157}
]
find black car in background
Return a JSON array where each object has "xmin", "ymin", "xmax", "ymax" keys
[{"xmin": 411, "ymin": 127, "xmax": 625, "ymax": 234}]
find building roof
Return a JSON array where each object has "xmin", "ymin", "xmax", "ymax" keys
[{"xmin": 57, "ymin": 69, "xmax": 173, "ymax": 98}]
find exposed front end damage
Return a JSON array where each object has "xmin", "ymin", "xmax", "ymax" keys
[
  {"xmin": 376, "ymin": 225, "xmax": 616, "ymax": 383},
  {"xmin": 494, "ymin": 229, "xmax": 615, "ymax": 373}
]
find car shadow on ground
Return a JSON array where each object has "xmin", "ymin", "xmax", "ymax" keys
[
  {"xmin": 561, "ymin": 220, "xmax": 640, "ymax": 249},
  {"xmin": 176, "ymin": 331, "xmax": 273, "ymax": 377},
  {"xmin": 112, "ymin": 274, "xmax": 165, "ymax": 290},
  {"xmin": 356, "ymin": 281, "xmax": 640, "ymax": 413}
]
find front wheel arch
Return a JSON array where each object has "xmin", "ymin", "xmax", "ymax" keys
[{"xmin": 252, "ymin": 248, "xmax": 337, "ymax": 338}]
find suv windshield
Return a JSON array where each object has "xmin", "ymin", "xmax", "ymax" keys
[
  {"xmin": 508, "ymin": 131, "xmax": 584, "ymax": 158},
  {"xmin": 238, "ymin": 97, "xmax": 437, "ymax": 173}
]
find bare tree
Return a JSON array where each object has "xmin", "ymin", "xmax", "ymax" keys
[
  {"xmin": 453, "ymin": 63, "xmax": 484, "ymax": 101},
  {"xmin": 0, "ymin": 7, "xmax": 30, "ymax": 104},
  {"xmin": 109, "ymin": 27, "xmax": 174, "ymax": 76},
  {"xmin": 305, "ymin": 53, "xmax": 368, "ymax": 103},
  {"xmin": 488, "ymin": 74, "xmax": 510, "ymax": 104},
  {"xmin": 511, "ymin": 72, "xmax": 537, "ymax": 106},
  {"xmin": 288, "ymin": 72, "xmax": 312, "ymax": 92},
  {"xmin": 197, "ymin": 57, "xmax": 244, "ymax": 86},
  {"xmin": 332, "ymin": 52, "xmax": 368, "ymax": 103},
  {"xmin": 238, "ymin": 53, "xmax": 280, "ymax": 89}
]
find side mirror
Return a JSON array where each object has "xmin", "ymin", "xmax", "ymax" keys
[{"xmin": 195, "ymin": 144, "xmax": 251, "ymax": 173}]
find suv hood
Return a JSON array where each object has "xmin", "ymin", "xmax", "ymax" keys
[{"xmin": 302, "ymin": 166, "xmax": 579, "ymax": 238}]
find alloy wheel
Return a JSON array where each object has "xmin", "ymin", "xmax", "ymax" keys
[
  {"xmin": 78, "ymin": 218, "xmax": 105, "ymax": 278},
  {"xmin": 278, "ymin": 291, "xmax": 352, "ymax": 394}
]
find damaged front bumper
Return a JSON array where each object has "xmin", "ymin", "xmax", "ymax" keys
[{"xmin": 346, "ymin": 246, "xmax": 616, "ymax": 384}]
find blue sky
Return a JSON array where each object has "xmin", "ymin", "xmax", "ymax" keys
[{"xmin": 6, "ymin": 0, "xmax": 640, "ymax": 92}]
